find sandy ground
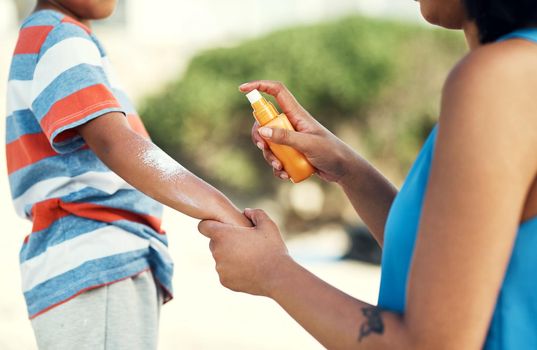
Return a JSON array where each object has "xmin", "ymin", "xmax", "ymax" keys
[{"xmin": 0, "ymin": 30, "xmax": 381, "ymax": 349}]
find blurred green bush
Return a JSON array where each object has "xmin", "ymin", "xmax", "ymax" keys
[{"xmin": 140, "ymin": 16, "xmax": 465, "ymax": 224}]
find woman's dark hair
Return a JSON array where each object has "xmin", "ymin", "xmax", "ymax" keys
[{"xmin": 463, "ymin": 0, "xmax": 537, "ymax": 43}]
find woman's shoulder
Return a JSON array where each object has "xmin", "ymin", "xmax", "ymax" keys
[
  {"xmin": 441, "ymin": 38, "xmax": 537, "ymax": 130},
  {"xmin": 446, "ymin": 38, "xmax": 537, "ymax": 94},
  {"xmin": 436, "ymin": 36, "xmax": 537, "ymax": 171}
]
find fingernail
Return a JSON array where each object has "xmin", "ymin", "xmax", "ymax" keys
[
  {"xmin": 239, "ymin": 83, "xmax": 248, "ymax": 89},
  {"xmin": 272, "ymin": 161, "xmax": 281, "ymax": 170},
  {"xmin": 256, "ymin": 142, "xmax": 264, "ymax": 150},
  {"xmin": 258, "ymin": 127, "xmax": 273, "ymax": 138},
  {"xmin": 280, "ymin": 173, "xmax": 289, "ymax": 180}
]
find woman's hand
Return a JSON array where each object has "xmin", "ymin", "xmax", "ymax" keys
[
  {"xmin": 198, "ymin": 208, "xmax": 295, "ymax": 297},
  {"xmin": 240, "ymin": 80, "xmax": 357, "ymax": 183},
  {"xmin": 241, "ymin": 80, "xmax": 397, "ymax": 245}
]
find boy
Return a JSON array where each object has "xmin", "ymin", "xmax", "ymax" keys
[{"xmin": 6, "ymin": 0, "xmax": 251, "ymax": 348}]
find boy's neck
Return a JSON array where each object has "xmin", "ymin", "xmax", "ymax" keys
[{"xmin": 35, "ymin": 0, "xmax": 92, "ymax": 28}]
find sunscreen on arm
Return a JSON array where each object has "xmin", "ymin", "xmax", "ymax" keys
[{"xmin": 246, "ymin": 89, "xmax": 315, "ymax": 183}]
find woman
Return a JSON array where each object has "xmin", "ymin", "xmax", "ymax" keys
[{"xmin": 199, "ymin": 0, "xmax": 537, "ymax": 348}]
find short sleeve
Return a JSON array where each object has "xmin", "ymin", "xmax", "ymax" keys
[{"xmin": 30, "ymin": 22, "xmax": 125, "ymax": 154}]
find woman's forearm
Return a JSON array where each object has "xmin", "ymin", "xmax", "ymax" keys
[
  {"xmin": 269, "ymin": 258, "xmax": 410, "ymax": 350},
  {"xmin": 337, "ymin": 152, "xmax": 398, "ymax": 246}
]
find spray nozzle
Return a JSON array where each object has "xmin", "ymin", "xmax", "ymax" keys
[{"xmin": 246, "ymin": 89, "xmax": 263, "ymax": 104}]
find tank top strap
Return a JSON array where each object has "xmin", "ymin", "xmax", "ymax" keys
[{"xmin": 498, "ymin": 27, "xmax": 537, "ymax": 43}]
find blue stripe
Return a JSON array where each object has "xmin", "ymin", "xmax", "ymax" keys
[
  {"xmin": 148, "ymin": 247, "xmax": 174, "ymax": 297},
  {"xmin": 39, "ymin": 22, "xmax": 96, "ymax": 58},
  {"xmin": 51, "ymin": 186, "xmax": 125, "ymax": 203},
  {"xmin": 9, "ymin": 148, "xmax": 108, "ymax": 198},
  {"xmin": 21, "ymin": 10, "xmax": 62, "ymax": 29},
  {"xmin": 78, "ymin": 188, "xmax": 164, "ymax": 218},
  {"xmin": 24, "ymin": 249, "xmax": 151, "ymax": 316},
  {"xmin": 20, "ymin": 217, "xmax": 108, "ymax": 263},
  {"xmin": 9, "ymin": 54, "xmax": 38, "ymax": 81},
  {"xmin": 112, "ymin": 219, "xmax": 169, "ymax": 245},
  {"xmin": 6, "ymin": 110, "xmax": 42, "ymax": 144},
  {"xmin": 32, "ymin": 65, "xmax": 112, "ymax": 121},
  {"xmin": 20, "ymin": 217, "xmax": 168, "ymax": 263},
  {"xmin": 90, "ymin": 32, "xmax": 107, "ymax": 57},
  {"xmin": 112, "ymin": 88, "xmax": 136, "ymax": 115},
  {"xmin": 20, "ymin": 211, "xmax": 166, "ymax": 263}
]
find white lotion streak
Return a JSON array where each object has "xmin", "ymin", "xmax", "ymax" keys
[{"xmin": 139, "ymin": 146, "xmax": 199, "ymax": 209}]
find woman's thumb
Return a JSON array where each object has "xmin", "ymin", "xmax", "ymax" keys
[
  {"xmin": 258, "ymin": 127, "xmax": 308, "ymax": 151},
  {"xmin": 244, "ymin": 208, "xmax": 275, "ymax": 229}
]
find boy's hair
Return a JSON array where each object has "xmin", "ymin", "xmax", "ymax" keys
[{"xmin": 464, "ymin": 0, "xmax": 537, "ymax": 43}]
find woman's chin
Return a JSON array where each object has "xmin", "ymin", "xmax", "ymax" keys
[{"xmin": 420, "ymin": 4, "xmax": 465, "ymax": 29}]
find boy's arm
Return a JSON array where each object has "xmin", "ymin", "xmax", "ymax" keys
[{"xmin": 77, "ymin": 112, "xmax": 252, "ymax": 227}]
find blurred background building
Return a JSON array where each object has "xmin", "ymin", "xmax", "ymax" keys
[{"xmin": 1, "ymin": 0, "xmax": 464, "ymax": 349}]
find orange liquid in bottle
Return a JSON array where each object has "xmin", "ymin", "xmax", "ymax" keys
[{"xmin": 246, "ymin": 90, "xmax": 315, "ymax": 183}]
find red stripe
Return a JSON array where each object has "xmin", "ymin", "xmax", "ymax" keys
[
  {"xmin": 6, "ymin": 133, "xmax": 56, "ymax": 174},
  {"xmin": 40, "ymin": 84, "xmax": 121, "ymax": 140},
  {"xmin": 61, "ymin": 16, "xmax": 92, "ymax": 34},
  {"xmin": 60, "ymin": 201, "xmax": 164, "ymax": 233},
  {"xmin": 14, "ymin": 26, "xmax": 54, "ymax": 55},
  {"xmin": 28, "ymin": 198, "xmax": 165, "ymax": 235},
  {"xmin": 127, "ymin": 114, "xmax": 150, "ymax": 138},
  {"xmin": 29, "ymin": 268, "xmax": 151, "ymax": 319},
  {"xmin": 30, "ymin": 198, "xmax": 67, "ymax": 233}
]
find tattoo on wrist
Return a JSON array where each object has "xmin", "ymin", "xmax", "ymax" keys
[{"xmin": 358, "ymin": 306, "xmax": 385, "ymax": 342}]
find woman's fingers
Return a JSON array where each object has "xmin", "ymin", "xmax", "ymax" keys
[
  {"xmin": 251, "ymin": 122, "xmax": 268, "ymax": 150},
  {"xmin": 259, "ymin": 147, "xmax": 279, "ymax": 169},
  {"xmin": 240, "ymin": 80, "xmax": 307, "ymax": 121},
  {"xmin": 273, "ymin": 168, "xmax": 290, "ymax": 181},
  {"xmin": 209, "ymin": 239, "xmax": 216, "ymax": 254},
  {"xmin": 252, "ymin": 121, "xmax": 289, "ymax": 178},
  {"xmin": 243, "ymin": 208, "xmax": 276, "ymax": 229}
]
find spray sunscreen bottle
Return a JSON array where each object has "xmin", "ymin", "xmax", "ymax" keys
[{"xmin": 246, "ymin": 89, "xmax": 315, "ymax": 183}]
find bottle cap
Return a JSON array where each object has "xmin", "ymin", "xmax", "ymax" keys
[{"xmin": 246, "ymin": 89, "xmax": 263, "ymax": 104}]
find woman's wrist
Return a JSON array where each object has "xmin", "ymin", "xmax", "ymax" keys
[
  {"xmin": 335, "ymin": 147, "xmax": 365, "ymax": 188},
  {"xmin": 265, "ymin": 255, "xmax": 304, "ymax": 300}
]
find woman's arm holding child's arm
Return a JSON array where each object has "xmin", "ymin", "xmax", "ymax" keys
[
  {"xmin": 77, "ymin": 112, "xmax": 252, "ymax": 227},
  {"xmin": 200, "ymin": 44, "xmax": 537, "ymax": 349}
]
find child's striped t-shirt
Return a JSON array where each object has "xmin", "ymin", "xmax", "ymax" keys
[{"xmin": 5, "ymin": 9, "xmax": 174, "ymax": 318}]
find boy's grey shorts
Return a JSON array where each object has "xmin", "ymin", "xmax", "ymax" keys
[{"xmin": 31, "ymin": 270, "xmax": 163, "ymax": 350}]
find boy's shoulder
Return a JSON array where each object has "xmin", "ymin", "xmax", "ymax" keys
[
  {"xmin": 18, "ymin": 10, "xmax": 100, "ymax": 58},
  {"xmin": 21, "ymin": 9, "xmax": 63, "ymax": 29}
]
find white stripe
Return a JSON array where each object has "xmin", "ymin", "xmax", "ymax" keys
[
  {"xmin": 101, "ymin": 56, "xmax": 122, "ymax": 89},
  {"xmin": 32, "ymin": 37, "xmax": 102, "ymax": 101},
  {"xmin": 6, "ymin": 80, "xmax": 33, "ymax": 116},
  {"xmin": 149, "ymin": 237, "xmax": 173, "ymax": 265},
  {"xmin": 13, "ymin": 171, "xmax": 134, "ymax": 218},
  {"xmin": 21, "ymin": 226, "xmax": 150, "ymax": 292}
]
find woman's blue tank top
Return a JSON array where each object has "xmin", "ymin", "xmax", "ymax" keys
[{"xmin": 377, "ymin": 28, "xmax": 537, "ymax": 349}]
